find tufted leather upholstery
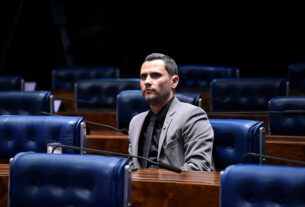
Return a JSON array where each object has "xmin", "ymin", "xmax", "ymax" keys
[
  {"xmin": 269, "ymin": 96, "xmax": 305, "ymax": 135},
  {"xmin": 0, "ymin": 115, "xmax": 86, "ymax": 158},
  {"xmin": 178, "ymin": 65, "xmax": 240, "ymax": 88},
  {"xmin": 52, "ymin": 66, "xmax": 120, "ymax": 90},
  {"xmin": 210, "ymin": 119, "xmax": 265, "ymax": 170},
  {"xmin": 75, "ymin": 79, "xmax": 140, "ymax": 109},
  {"xmin": 210, "ymin": 78, "xmax": 288, "ymax": 111},
  {"xmin": 8, "ymin": 152, "xmax": 130, "ymax": 207},
  {"xmin": 116, "ymin": 90, "xmax": 202, "ymax": 129},
  {"xmin": 0, "ymin": 76, "xmax": 24, "ymax": 90},
  {"xmin": 0, "ymin": 91, "xmax": 54, "ymax": 115},
  {"xmin": 288, "ymin": 63, "xmax": 305, "ymax": 90},
  {"xmin": 221, "ymin": 164, "xmax": 305, "ymax": 207}
]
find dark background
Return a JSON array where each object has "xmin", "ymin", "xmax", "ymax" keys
[{"xmin": 1, "ymin": 1, "xmax": 305, "ymax": 90}]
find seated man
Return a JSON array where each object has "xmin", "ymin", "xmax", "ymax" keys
[{"xmin": 128, "ymin": 53, "xmax": 215, "ymax": 171}]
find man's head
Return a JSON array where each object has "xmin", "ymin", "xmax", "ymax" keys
[{"xmin": 140, "ymin": 53, "xmax": 179, "ymax": 112}]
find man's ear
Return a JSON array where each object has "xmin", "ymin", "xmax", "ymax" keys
[{"xmin": 171, "ymin": 75, "xmax": 179, "ymax": 89}]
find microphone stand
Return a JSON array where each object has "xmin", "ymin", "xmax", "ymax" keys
[{"xmin": 50, "ymin": 143, "xmax": 182, "ymax": 173}]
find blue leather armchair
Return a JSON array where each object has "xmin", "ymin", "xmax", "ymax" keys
[
  {"xmin": 288, "ymin": 63, "xmax": 305, "ymax": 91},
  {"xmin": 221, "ymin": 164, "xmax": 305, "ymax": 207},
  {"xmin": 269, "ymin": 96, "xmax": 305, "ymax": 135},
  {"xmin": 0, "ymin": 115, "xmax": 86, "ymax": 159},
  {"xmin": 0, "ymin": 76, "xmax": 24, "ymax": 90},
  {"xmin": 75, "ymin": 78, "xmax": 140, "ymax": 109},
  {"xmin": 116, "ymin": 90, "xmax": 202, "ymax": 129},
  {"xmin": 0, "ymin": 91, "xmax": 54, "ymax": 115},
  {"xmin": 210, "ymin": 78, "xmax": 288, "ymax": 111},
  {"xmin": 52, "ymin": 66, "xmax": 120, "ymax": 90},
  {"xmin": 178, "ymin": 65, "xmax": 239, "ymax": 88},
  {"xmin": 8, "ymin": 152, "xmax": 131, "ymax": 207},
  {"xmin": 210, "ymin": 119, "xmax": 265, "ymax": 170}
]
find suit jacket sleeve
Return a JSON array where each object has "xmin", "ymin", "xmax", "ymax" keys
[{"xmin": 180, "ymin": 106, "xmax": 214, "ymax": 171}]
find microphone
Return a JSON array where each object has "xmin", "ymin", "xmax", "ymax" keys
[
  {"xmin": 48, "ymin": 143, "xmax": 182, "ymax": 173},
  {"xmin": 39, "ymin": 111, "xmax": 128, "ymax": 135},
  {"xmin": 239, "ymin": 152, "xmax": 305, "ymax": 166}
]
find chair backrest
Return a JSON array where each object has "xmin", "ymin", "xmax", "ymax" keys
[
  {"xmin": 116, "ymin": 90, "xmax": 202, "ymax": 129},
  {"xmin": 0, "ymin": 115, "xmax": 86, "ymax": 159},
  {"xmin": 52, "ymin": 66, "xmax": 120, "ymax": 90},
  {"xmin": 178, "ymin": 65, "xmax": 240, "ymax": 88},
  {"xmin": 0, "ymin": 91, "xmax": 54, "ymax": 115},
  {"xmin": 210, "ymin": 78, "xmax": 288, "ymax": 111},
  {"xmin": 8, "ymin": 152, "xmax": 131, "ymax": 207},
  {"xmin": 269, "ymin": 96, "xmax": 305, "ymax": 135},
  {"xmin": 210, "ymin": 119, "xmax": 265, "ymax": 170},
  {"xmin": 288, "ymin": 63, "xmax": 305, "ymax": 90},
  {"xmin": 220, "ymin": 164, "xmax": 305, "ymax": 207},
  {"xmin": 0, "ymin": 76, "xmax": 24, "ymax": 90},
  {"xmin": 75, "ymin": 78, "xmax": 140, "ymax": 109}
]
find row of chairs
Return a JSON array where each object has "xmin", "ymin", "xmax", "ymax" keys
[
  {"xmin": 51, "ymin": 63, "xmax": 305, "ymax": 91},
  {"xmin": 0, "ymin": 90, "xmax": 303, "ymax": 136},
  {"xmin": 6, "ymin": 150, "xmax": 305, "ymax": 206}
]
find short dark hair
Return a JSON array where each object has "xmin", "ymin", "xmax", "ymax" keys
[{"xmin": 144, "ymin": 53, "xmax": 178, "ymax": 76}]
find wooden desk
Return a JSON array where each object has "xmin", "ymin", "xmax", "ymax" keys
[{"xmin": 0, "ymin": 164, "xmax": 220, "ymax": 207}]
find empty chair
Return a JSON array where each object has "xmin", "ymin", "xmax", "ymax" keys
[
  {"xmin": 269, "ymin": 96, "xmax": 305, "ymax": 136},
  {"xmin": 0, "ymin": 76, "xmax": 24, "ymax": 90},
  {"xmin": 288, "ymin": 63, "xmax": 305, "ymax": 93},
  {"xmin": 52, "ymin": 66, "xmax": 120, "ymax": 90},
  {"xmin": 0, "ymin": 115, "xmax": 86, "ymax": 159},
  {"xmin": 75, "ymin": 79, "xmax": 140, "ymax": 109},
  {"xmin": 210, "ymin": 119, "xmax": 265, "ymax": 170},
  {"xmin": 210, "ymin": 78, "xmax": 288, "ymax": 111},
  {"xmin": 0, "ymin": 91, "xmax": 54, "ymax": 115},
  {"xmin": 7, "ymin": 152, "xmax": 131, "ymax": 207},
  {"xmin": 220, "ymin": 164, "xmax": 305, "ymax": 207},
  {"xmin": 116, "ymin": 90, "xmax": 203, "ymax": 129},
  {"xmin": 178, "ymin": 65, "xmax": 239, "ymax": 89}
]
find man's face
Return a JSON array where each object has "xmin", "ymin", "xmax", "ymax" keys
[{"xmin": 140, "ymin": 59, "xmax": 178, "ymax": 105}]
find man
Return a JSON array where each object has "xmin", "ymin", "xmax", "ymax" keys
[{"xmin": 128, "ymin": 53, "xmax": 215, "ymax": 171}]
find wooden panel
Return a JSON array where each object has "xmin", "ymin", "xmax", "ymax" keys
[{"xmin": 0, "ymin": 164, "xmax": 9, "ymax": 207}]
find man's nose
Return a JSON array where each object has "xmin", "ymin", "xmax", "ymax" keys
[{"xmin": 144, "ymin": 76, "xmax": 152, "ymax": 84}]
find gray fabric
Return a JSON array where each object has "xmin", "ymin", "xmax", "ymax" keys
[{"xmin": 128, "ymin": 97, "xmax": 215, "ymax": 171}]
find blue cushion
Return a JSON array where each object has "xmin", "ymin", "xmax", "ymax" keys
[
  {"xmin": 52, "ymin": 66, "xmax": 120, "ymax": 90},
  {"xmin": 9, "ymin": 152, "xmax": 129, "ymax": 207},
  {"xmin": 269, "ymin": 96, "xmax": 305, "ymax": 135},
  {"xmin": 210, "ymin": 78, "xmax": 288, "ymax": 111},
  {"xmin": 288, "ymin": 63, "xmax": 305, "ymax": 89},
  {"xmin": 75, "ymin": 78, "xmax": 140, "ymax": 109},
  {"xmin": 178, "ymin": 65, "xmax": 239, "ymax": 88},
  {"xmin": 210, "ymin": 119, "xmax": 265, "ymax": 170},
  {"xmin": 0, "ymin": 76, "xmax": 23, "ymax": 90},
  {"xmin": 0, "ymin": 115, "xmax": 85, "ymax": 158},
  {"xmin": 0, "ymin": 91, "xmax": 53, "ymax": 115},
  {"xmin": 221, "ymin": 164, "xmax": 305, "ymax": 207}
]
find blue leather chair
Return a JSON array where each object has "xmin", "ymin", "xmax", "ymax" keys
[
  {"xmin": 7, "ymin": 152, "xmax": 131, "ymax": 207},
  {"xmin": 221, "ymin": 164, "xmax": 305, "ymax": 207},
  {"xmin": 269, "ymin": 96, "xmax": 305, "ymax": 136},
  {"xmin": 0, "ymin": 115, "xmax": 86, "ymax": 159},
  {"xmin": 210, "ymin": 78, "xmax": 288, "ymax": 111},
  {"xmin": 210, "ymin": 119, "xmax": 265, "ymax": 170},
  {"xmin": 178, "ymin": 65, "xmax": 239, "ymax": 88},
  {"xmin": 116, "ymin": 90, "xmax": 203, "ymax": 129},
  {"xmin": 52, "ymin": 66, "xmax": 120, "ymax": 90},
  {"xmin": 288, "ymin": 63, "xmax": 305, "ymax": 91},
  {"xmin": 75, "ymin": 78, "xmax": 140, "ymax": 109},
  {"xmin": 0, "ymin": 76, "xmax": 24, "ymax": 90},
  {"xmin": 0, "ymin": 91, "xmax": 54, "ymax": 115}
]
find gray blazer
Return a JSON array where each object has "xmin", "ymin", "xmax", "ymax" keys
[{"xmin": 128, "ymin": 97, "xmax": 215, "ymax": 171}]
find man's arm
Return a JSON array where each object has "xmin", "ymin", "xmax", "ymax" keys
[{"xmin": 181, "ymin": 107, "xmax": 215, "ymax": 171}]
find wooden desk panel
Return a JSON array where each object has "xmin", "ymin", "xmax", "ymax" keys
[{"xmin": 0, "ymin": 165, "xmax": 220, "ymax": 207}]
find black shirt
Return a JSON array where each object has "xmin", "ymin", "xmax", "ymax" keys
[{"xmin": 138, "ymin": 98, "xmax": 174, "ymax": 168}]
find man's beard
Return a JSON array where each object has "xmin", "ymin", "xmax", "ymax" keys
[{"xmin": 143, "ymin": 89, "xmax": 171, "ymax": 105}]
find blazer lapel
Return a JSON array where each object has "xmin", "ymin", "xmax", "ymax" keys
[
  {"xmin": 157, "ymin": 97, "xmax": 179, "ymax": 158},
  {"xmin": 133, "ymin": 111, "xmax": 149, "ymax": 156}
]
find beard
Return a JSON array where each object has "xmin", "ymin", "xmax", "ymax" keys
[{"xmin": 142, "ymin": 88, "xmax": 171, "ymax": 105}]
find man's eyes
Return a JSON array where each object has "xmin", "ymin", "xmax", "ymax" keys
[{"xmin": 140, "ymin": 73, "xmax": 161, "ymax": 80}]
